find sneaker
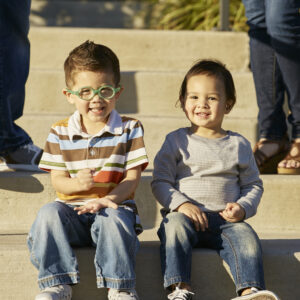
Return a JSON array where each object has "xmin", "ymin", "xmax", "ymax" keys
[
  {"xmin": 108, "ymin": 288, "xmax": 139, "ymax": 300},
  {"xmin": 35, "ymin": 284, "xmax": 72, "ymax": 300},
  {"xmin": 231, "ymin": 287, "xmax": 280, "ymax": 300},
  {"xmin": 0, "ymin": 143, "xmax": 43, "ymax": 172},
  {"xmin": 168, "ymin": 287, "xmax": 194, "ymax": 300}
]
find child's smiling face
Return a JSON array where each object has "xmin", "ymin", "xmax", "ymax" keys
[
  {"xmin": 65, "ymin": 70, "xmax": 122, "ymax": 134},
  {"xmin": 184, "ymin": 73, "xmax": 231, "ymax": 137}
]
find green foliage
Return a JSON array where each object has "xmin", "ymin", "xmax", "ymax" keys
[{"xmin": 139, "ymin": 0, "xmax": 248, "ymax": 31}]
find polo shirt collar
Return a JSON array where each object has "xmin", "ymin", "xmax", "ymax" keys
[{"xmin": 68, "ymin": 110, "xmax": 123, "ymax": 140}]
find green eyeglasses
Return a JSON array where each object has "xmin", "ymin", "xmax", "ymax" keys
[{"xmin": 66, "ymin": 85, "xmax": 121, "ymax": 101}]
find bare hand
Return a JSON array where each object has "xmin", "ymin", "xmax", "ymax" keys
[
  {"xmin": 219, "ymin": 202, "xmax": 245, "ymax": 222},
  {"xmin": 76, "ymin": 168, "xmax": 95, "ymax": 191},
  {"xmin": 74, "ymin": 197, "xmax": 118, "ymax": 215},
  {"xmin": 176, "ymin": 202, "xmax": 208, "ymax": 232}
]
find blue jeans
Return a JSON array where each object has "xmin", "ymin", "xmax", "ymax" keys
[
  {"xmin": 0, "ymin": 0, "xmax": 32, "ymax": 153},
  {"xmin": 242, "ymin": 0, "xmax": 300, "ymax": 140},
  {"xmin": 27, "ymin": 202, "xmax": 139, "ymax": 290},
  {"xmin": 158, "ymin": 212, "xmax": 265, "ymax": 295}
]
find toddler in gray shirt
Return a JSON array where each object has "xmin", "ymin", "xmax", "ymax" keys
[{"xmin": 151, "ymin": 60, "xmax": 280, "ymax": 300}]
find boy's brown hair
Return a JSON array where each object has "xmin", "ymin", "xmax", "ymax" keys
[
  {"xmin": 178, "ymin": 59, "xmax": 236, "ymax": 110},
  {"xmin": 64, "ymin": 40, "xmax": 120, "ymax": 88}
]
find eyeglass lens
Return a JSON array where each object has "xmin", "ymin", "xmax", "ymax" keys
[{"xmin": 79, "ymin": 86, "xmax": 115, "ymax": 100}]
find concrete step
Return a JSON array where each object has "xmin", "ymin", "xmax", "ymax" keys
[
  {"xmin": 0, "ymin": 172, "xmax": 299, "ymax": 234},
  {"xmin": 28, "ymin": 27, "xmax": 249, "ymax": 72},
  {"xmin": 15, "ymin": 114, "xmax": 258, "ymax": 167},
  {"xmin": 31, "ymin": 0, "xmax": 149, "ymax": 29},
  {"xmin": 25, "ymin": 69, "xmax": 258, "ymax": 118},
  {"xmin": 0, "ymin": 233, "xmax": 299, "ymax": 300}
]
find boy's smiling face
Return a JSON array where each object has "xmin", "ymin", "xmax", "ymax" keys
[
  {"xmin": 184, "ymin": 73, "xmax": 232, "ymax": 137},
  {"xmin": 64, "ymin": 70, "xmax": 122, "ymax": 134}
]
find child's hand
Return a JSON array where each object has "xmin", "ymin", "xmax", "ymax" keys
[
  {"xmin": 219, "ymin": 203, "xmax": 245, "ymax": 222},
  {"xmin": 76, "ymin": 168, "xmax": 95, "ymax": 191},
  {"xmin": 74, "ymin": 197, "xmax": 118, "ymax": 215},
  {"xmin": 176, "ymin": 202, "xmax": 208, "ymax": 232}
]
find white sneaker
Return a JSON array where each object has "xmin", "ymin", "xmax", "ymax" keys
[
  {"xmin": 231, "ymin": 287, "xmax": 280, "ymax": 300},
  {"xmin": 35, "ymin": 284, "xmax": 72, "ymax": 300},
  {"xmin": 108, "ymin": 288, "xmax": 139, "ymax": 300},
  {"xmin": 167, "ymin": 287, "xmax": 194, "ymax": 300}
]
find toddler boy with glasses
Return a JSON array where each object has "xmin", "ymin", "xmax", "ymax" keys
[{"xmin": 27, "ymin": 40, "xmax": 148, "ymax": 300}]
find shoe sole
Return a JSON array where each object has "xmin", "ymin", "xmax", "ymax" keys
[
  {"xmin": 0, "ymin": 164, "xmax": 45, "ymax": 172},
  {"xmin": 277, "ymin": 166, "xmax": 300, "ymax": 175},
  {"xmin": 232, "ymin": 291, "xmax": 280, "ymax": 300}
]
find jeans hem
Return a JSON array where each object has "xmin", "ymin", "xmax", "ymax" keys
[
  {"xmin": 235, "ymin": 282, "xmax": 265, "ymax": 296},
  {"xmin": 164, "ymin": 276, "xmax": 190, "ymax": 289},
  {"xmin": 38, "ymin": 272, "xmax": 79, "ymax": 290},
  {"xmin": 96, "ymin": 276, "xmax": 136, "ymax": 289}
]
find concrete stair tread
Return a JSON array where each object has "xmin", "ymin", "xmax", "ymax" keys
[
  {"xmin": 29, "ymin": 27, "xmax": 249, "ymax": 71},
  {"xmin": 1, "ymin": 171, "xmax": 300, "ymax": 234},
  {"xmin": 1, "ymin": 231, "xmax": 300, "ymax": 251}
]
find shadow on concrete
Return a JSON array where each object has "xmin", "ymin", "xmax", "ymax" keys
[
  {"xmin": 0, "ymin": 171, "xmax": 44, "ymax": 193},
  {"xmin": 30, "ymin": 0, "xmax": 148, "ymax": 29},
  {"xmin": 117, "ymin": 72, "xmax": 138, "ymax": 113}
]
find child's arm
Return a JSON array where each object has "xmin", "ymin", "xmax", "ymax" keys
[
  {"xmin": 51, "ymin": 168, "xmax": 96, "ymax": 194},
  {"xmin": 231, "ymin": 140, "xmax": 263, "ymax": 220},
  {"xmin": 152, "ymin": 133, "xmax": 208, "ymax": 231},
  {"xmin": 152, "ymin": 134, "xmax": 191, "ymax": 211},
  {"xmin": 74, "ymin": 165, "xmax": 142, "ymax": 215}
]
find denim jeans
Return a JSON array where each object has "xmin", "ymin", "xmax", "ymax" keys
[
  {"xmin": 158, "ymin": 212, "xmax": 265, "ymax": 295},
  {"xmin": 27, "ymin": 202, "xmax": 139, "ymax": 290},
  {"xmin": 0, "ymin": 0, "xmax": 32, "ymax": 153},
  {"xmin": 242, "ymin": 0, "xmax": 300, "ymax": 140}
]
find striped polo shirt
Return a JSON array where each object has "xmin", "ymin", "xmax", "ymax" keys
[{"xmin": 39, "ymin": 109, "xmax": 148, "ymax": 233}]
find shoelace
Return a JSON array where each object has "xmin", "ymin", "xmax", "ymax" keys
[{"xmin": 168, "ymin": 287, "xmax": 194, "ymax": 300}]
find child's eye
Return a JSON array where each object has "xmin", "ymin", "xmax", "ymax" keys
[
  {"xmin": 188, "ymin": 95, "xmax": 198, "ymax": 100},
  {"xmin": 208, "ymin": 96, "xmax": 217, "ymax": 101}
]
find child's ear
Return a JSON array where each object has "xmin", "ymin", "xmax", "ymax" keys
[
  {"xmin": 115, "ymin": 86, "xmax": 124, "ymax": 101},
  {"xmin": 225, "ymin": 100, "xmax": 234, "ymax": 114},
  {"xmin": 63, "ymin": 88, "xmax": 74, "ymax": 104}
]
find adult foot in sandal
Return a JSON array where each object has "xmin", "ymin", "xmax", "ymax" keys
[
  {"xmin": 253, "ymin": 136, "xmax": 290, "ymax": 174},
  {"xmin": 278, "ymin": 138, "xmax": 300, "ymax": 174}
]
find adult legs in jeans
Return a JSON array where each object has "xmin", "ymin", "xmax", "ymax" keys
[
  {"xmin": 158, "ymin": 212, "xmax": 265, "ymax": 296},
  {"xmin": 27, "ymin": 202, "xmax": 139, "ymax": 290},
  {"xmin": 0, "ymin": 0, "xmax": 32, "ymax": 152},
  {"xmin": 243, "ymin": 0, "xmax": 300, "ymax": 172}
]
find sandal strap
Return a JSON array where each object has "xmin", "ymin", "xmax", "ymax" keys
[
  {"xmin": 282, "ymin": 141, "xmax": 300, "ymax": 162},
  {"xmin": 253, "ymin": 135, "xmax": 290, "ymax": 167}
]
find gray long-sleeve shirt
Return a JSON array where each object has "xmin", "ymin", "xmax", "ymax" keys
[{"xmin": 151, "ymin": 128, "xmax": 263, "ymax": 220}]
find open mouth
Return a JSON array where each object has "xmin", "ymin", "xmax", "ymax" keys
[
  {"xmin": 89, "ymin": 107, "xmax": 104, "ymax": 114},
  {"xmin": 196, "ymin": 112, "xmax": 210, "ymax": 117}
]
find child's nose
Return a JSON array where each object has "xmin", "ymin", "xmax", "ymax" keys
[
  {"xmin": 197, "ymin": 98, "xmax": 209, "ymax": 108},
  {"xmin": 91, "ymin": 93, "xmax": 103, "ymax": 102}
]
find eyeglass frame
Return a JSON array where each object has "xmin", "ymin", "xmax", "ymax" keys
[{"xmin": 66, "ymin": 85, "xmax": 121, "ymax": 101}]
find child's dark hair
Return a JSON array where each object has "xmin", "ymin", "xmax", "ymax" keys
[
  {"xmin": 179, "ymin": 59, "xmax": 236, "ymax": 109},
  {"xmin": 64, "ymin": 40, "xmax": 120, "ymax": 88}
]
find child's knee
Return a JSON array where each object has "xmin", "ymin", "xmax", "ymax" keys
[
  {"xmin": 35, "ymin": 202, "xmax": 69, "ymax": 226},
  {"xmin": 92, "ymin": 207, "xmax": 135, "ymax": 234},
  {"xmin": 159, "ymin": 212, "xmax": 194, "ymax": 242}
]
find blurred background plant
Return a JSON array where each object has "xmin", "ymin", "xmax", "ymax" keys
[{"xmin": 137, "ymin": 0, "xmax": 248, "ymax": 31}]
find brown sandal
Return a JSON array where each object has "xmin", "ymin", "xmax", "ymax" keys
[
  {"xmin": 253, "ymin": 136, "xmax": 290, "ymax": 174},
  {"xmin": 277, "ymin": 141, "xmax": 300, "ymax": 175}
]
